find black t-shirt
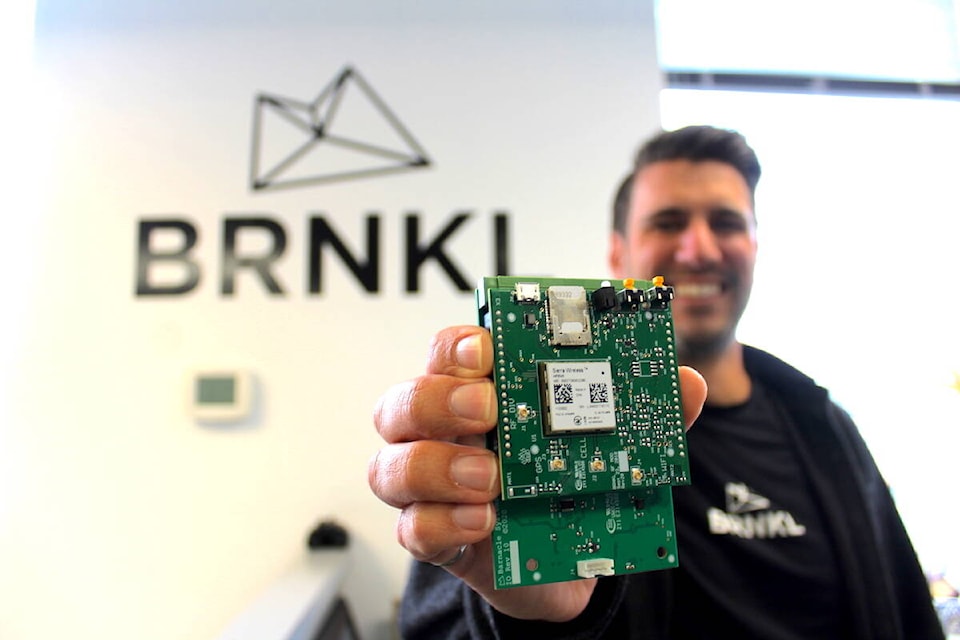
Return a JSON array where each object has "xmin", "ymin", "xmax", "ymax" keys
[{"xmin": 669, "ymin": 381, "xmax": 853, "ymax": 640}]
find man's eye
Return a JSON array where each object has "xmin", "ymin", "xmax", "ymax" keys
[
  {"xmin": 711, "ymin": 215, "xmax": 748, "ymax": 233},
  {"xmin": 651, "ymin": 218, "xmax": 685, "ymax": 232}
]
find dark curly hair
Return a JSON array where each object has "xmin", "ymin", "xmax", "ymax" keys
[{"xmin": 612, "ymin": 126, "xmax": 761, "ymax": 233}]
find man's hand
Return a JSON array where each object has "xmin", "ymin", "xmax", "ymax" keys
[{"xmin": 369, "ymin": 325, "xmax": 707, "ymax": 622}]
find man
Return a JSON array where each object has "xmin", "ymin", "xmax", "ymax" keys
[{"xmin": 369, "ymin": 126, "xmax": 943, "ymax": 638}]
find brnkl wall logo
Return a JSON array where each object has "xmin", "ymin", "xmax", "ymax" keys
[{"xmin": 135, "ymin": 65, "xmax": 510, "ymax": 298}]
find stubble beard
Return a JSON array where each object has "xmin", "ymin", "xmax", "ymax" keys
[
  {"xmin": 675, "ymin": 328, "xmax": 738, "ymax": 367},
  {"xmin": 673, "ymin": 288, "xmax": 751, "ymax": 367}
]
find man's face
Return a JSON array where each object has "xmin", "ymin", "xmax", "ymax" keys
[{"xmin": 608, "ymin": 159, "xmax": 757, "ymax": 360}]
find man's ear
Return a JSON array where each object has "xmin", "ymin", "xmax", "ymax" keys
[{"xmin": 608, "ymin": 232, "xmax": 626, "ymax": 278}]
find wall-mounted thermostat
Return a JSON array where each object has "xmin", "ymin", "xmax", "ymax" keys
[{"xmin": 189, "ymin": 370, "xmax": 253, "ymax": 423}]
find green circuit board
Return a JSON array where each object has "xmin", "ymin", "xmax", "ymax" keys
[{"xmin": 476, "ymin": 276, "xmax": 691, "ymax": 589}]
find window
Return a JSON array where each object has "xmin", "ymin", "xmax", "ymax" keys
[
  {"xmin": 657, "ymin": 1, "xmax": 960, "ymax": 577},
  {"xmin": 657, "ymin": 0, "xmax": 960, "ymax": 82}
]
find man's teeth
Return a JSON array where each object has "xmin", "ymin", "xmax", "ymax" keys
[{"xmin": 674, "ymin": 283, "xmax": 722, "ymax": 298}]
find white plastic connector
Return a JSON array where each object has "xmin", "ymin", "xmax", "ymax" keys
[{"xmin": 576, "ymin": 558, "xmax": 615, "ymax": 578}]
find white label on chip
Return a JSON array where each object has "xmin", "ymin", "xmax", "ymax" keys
[{"xmin": 542, "ymin": 360, "xmax": 616, "ymax": 433}]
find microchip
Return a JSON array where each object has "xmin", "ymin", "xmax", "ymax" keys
[
  {"xmin": 577, "ymin": 558, "xmax": 615, "ymax": 578},
  {"xmin": 539, "ymin": 361, "xmax": 616, "ymax": 435},
  {"xmin": 514, "ymin": 282, "xmax": 541, "ymax": 304},
  {"xmin": 591, "ymin": 283, "xmax": 617, "ymax": 311}
]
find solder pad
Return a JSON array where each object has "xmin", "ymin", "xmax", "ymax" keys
[{"xmin": 476, "ymin": 276, "xmax": 690, "ymax": 589}]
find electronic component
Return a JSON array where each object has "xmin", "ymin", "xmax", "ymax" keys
[
  {"xmin": 546, "ymin": 285, "xmax": 592, "ymax": 346},
  {"xmin": 591, "ymin": 281, "xmax": 618, "ymax": 311},
  {"xmin": 539, "ymin": 360, "xmax": 616, "ymax": 435},
  {"xmin": 477, "ymin": 276, "xmax": 687, "ymax": 589}
]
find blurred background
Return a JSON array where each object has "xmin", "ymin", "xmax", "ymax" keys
[{"xmin": 2, "ymin": 1, "xmax": 958, "ymax": 638}]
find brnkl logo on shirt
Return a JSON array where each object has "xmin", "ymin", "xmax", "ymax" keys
[{"xmin": 707, "ymin": 483, "xmax": 807, "ymax": 539}]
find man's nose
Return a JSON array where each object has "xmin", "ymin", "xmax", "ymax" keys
[{"xmin": 675, "ymin": 218, "xmax": 721, "ymax": 265}]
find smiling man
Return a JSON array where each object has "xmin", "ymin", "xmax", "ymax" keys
[
  {"xmin": 371, "ymin": 126, "xmax": 943, "ymax": 639},
  {"xmin": 609, "ymin": 128, "xmax": 760, "ymax": 406}
]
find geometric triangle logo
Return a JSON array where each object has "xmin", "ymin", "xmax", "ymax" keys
[
  {"xmin": 250, "ymin": 65, "xmax": 432, "ymax": 191},
  {"xmin": 724, "ymin": 482, "xmax": 771, "ymax": 514}
]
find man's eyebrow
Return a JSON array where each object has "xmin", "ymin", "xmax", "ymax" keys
[
  {"xmin": 710, "ymin": 205, "xmax": 750, "ymax": 219},
  {"xmin": 649, "ymin": 206, "xmax": 687, "ymax": 218}
]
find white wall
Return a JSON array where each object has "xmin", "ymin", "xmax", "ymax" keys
[{"xmin": 2, "ymin": 3, "xmax": 662, "ymax": 639}]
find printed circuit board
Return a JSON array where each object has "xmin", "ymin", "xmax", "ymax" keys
[{"xmin": 476, "ymin": 276, "xmax": 690, "ymax": 588}]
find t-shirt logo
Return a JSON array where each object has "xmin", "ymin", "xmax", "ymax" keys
[
  {"xmin": 725, "ymin": 482, "xmax": 770, "ymax": 513},
  {"xmin": 707, "ymin": 482, "xmax": 807, "ymax": 539}
]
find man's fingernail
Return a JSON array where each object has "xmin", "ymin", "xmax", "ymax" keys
[
  {"xmin": 452, "ymin": 503, "xmax": 493, "ymax": 531},
  {"xmin": 455, "ymin": 334, "xmax": 482, "ymax": 370},
  {"xmin": 450, "ymin": 454, "xmax": 497, "ymax": 492},
  {"xmin": 449, "ymin": 383, "xmax": 493, "ymax": 422}
]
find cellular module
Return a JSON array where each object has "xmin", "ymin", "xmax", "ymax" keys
[{"xmin": 476, "ymin": 276, "xmax": 690, "ymax": 589}]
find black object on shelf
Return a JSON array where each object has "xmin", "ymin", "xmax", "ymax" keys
[{"xmin": 307, "ymin": 520, "xmax": 349, "ymax": 549}]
